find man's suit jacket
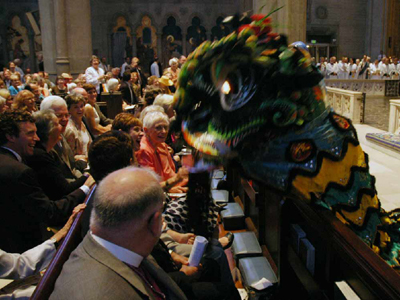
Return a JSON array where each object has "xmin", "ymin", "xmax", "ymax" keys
[
  {"xmin": 26, "ymin": 143, "xmax": 87, "ymax": 200},
  {"xmin": 53, "ymin": 135, "xmax": 85, "ymax": 179},
  {"xmin": 50, "ymin": 234, "xmax": 187, "ymax": 300},
  {"xmin": 120, "ymin": 81, "xmax": 138, "ymax": 105},
  {"xmin": 0, "ymin": 148, "xmax": 86, "ymax": 253}
]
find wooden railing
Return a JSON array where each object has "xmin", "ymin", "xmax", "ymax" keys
[
  {"xmin": 227, "ymin": 165, "xmax": 400, "ymax": 299},
  {"xmin": 31, "ymin": 186, "xmax": 97, "ymax": 300},
  {"xmin": 325, "ymin": 87, "xmax": 365, "ymax": 124}
]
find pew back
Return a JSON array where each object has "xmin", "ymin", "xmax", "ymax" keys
[{"xmin": 31, "ymin": 186, "xmax": 97, "ymax": 300}]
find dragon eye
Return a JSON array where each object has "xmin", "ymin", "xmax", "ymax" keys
[
  {"xmin": 222, "ymin": 81, "xmax": 231, "ymax": 94},
  {"xmin": 219, "ymin": 69, "xmax": 256, "ymax": 112}
]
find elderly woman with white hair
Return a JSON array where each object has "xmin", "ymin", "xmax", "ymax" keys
[
  {"xmin": 163, "ymin": 57, "xmax": 180, "ymax": 89},
  {"xmin": 136, "ymin": 111, "xmax": 188, "ymax": 193},
  {"xmin": 153, "ymin": 94, "xmax": 175, "ymax": 120},
  {"xmin": 26, "ymin": 110, "xmax": 93, "ymax": 200}
]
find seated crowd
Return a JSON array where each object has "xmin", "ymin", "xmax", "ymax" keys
[
  {"xmin": 0, "ymin": 54, "xmax": 237, "ymax": 299},
  {"xmin": 315, "ymin": 54, "xmax": 400, "ymax": 80}
]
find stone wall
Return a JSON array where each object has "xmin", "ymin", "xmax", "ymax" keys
[
  {"xmin": 307, "ymin": 0, "xmax": 369, "ymax": 59},
  {"xmin": 0, "ymin": 0, "xmax": 40, "ymax": 70},
  {"xmin": 90, "ymin": 0, "xmax": 244, "ymax": 68}
]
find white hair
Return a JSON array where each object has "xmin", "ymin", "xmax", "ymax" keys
[
  {"xmin": 106, "ymin": 78, "xmax": 119, "ymax": 92},
  {"xmin": 153, "ymin": 94, "xmax": 174, "ymax": 113},
  {"xmin": 139, "ymin": 105, "xmax": 165, "ymax": 122},
  {"xmin": 0, "ymin": 96, "xmax": 6, "ymax": 106},
  {"xmin": 143, "ymin": 111, "xmax": 169, "ymax": 129},
  {"xmin": 40, "ymin": 96, "xmax": 67, "ymax": 111},
  {"xmin": 169, "ymin": 57, "xmax": 179, "ymax": 67}
]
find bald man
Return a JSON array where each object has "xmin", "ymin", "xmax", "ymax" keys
[{"xmin": 50, "ymin": 167, "xmax": 187, "ymax": 300}]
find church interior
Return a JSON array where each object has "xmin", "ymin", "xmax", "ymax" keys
[{"xmin": 1, "ymin": 0, "xmax": 400, "ymax": 299}]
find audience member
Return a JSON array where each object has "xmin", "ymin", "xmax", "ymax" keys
[
  {"xmin": 112, "ymin": 113, "xmax": 144, "ymax": 151},
  {"xmin": 64, "ymin": 94, "xmax": 92, "ymax": 162},
  {"xmin": 0, "ymin": 110, "xmax": 92, "ymax": 253},
  {"xmin": 119, "ymin": 71, "xmax": 138, "ymax": 105},
  {"xmin": 40, "ymin": 96, "xmax": 86, "ymax": 179},
  {"xmin": 8, "ymin": 74, "xmax": 23, "ymax": 96},
  {"xmin": 52, "ymin": 76, "xmax": 67, "ymax": 96},
  {"xmin": 50, "ymin": 166, "xmax": 187, "ymax": 300},
  {"xmin": 85, "ymin": 56, "xmax": 108, "ymax": 94},
  {"xmin": 12, "ymin": 90, "xmax": 37, "ymax": 113},
  {"xmin": 26, "ymin": 110, "xmax": 93, "ymax": 200},
  {"xmin": 0, "ymin": 204, "xmax": 85, "ymax": 299},
  {"xmin": 136, "ymin": 111, "xmax": 188, "ymax": 193},
  {"xmin": 82, "ymin": 83, "xmax": 112, "ymax": 137},
  {"xmin": 0, "ymin": 89, "xmax": 13, "ymax": 111}
]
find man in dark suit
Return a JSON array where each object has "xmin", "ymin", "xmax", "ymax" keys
[
  {"xmin": 50, "ymin": 167, "xmax": 187, "ymax": 300},
  {"xmin": 0, "ymin": 110, "xmax": 93, "ymax": 253},
  {"xmin": 119, "ymin": 71, "xmax": 138, "ymax": 105}
]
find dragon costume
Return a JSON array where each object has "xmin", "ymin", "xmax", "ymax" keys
[{"xmin": 173, "ymin": 14, "xmax": 400, "ymax": 268}]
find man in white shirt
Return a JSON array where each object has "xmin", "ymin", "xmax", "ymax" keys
[
  {"xmin": 120, "ymin": 57, "xmax": 131, "ymax": 77},
  {"xmin": 150, "ymin": 57, "xmax": 161, "ymax": 78},
  {"xmin": 337, "ymin": 57, "xmax": 349, "ymax": 79},
  {"xmin": 389, "ymin": 57, "xmax": 399, "ymax": 79},
  {"xmin": 379, "ymin": 57, "xmax": 390, "ymax": 79},
  {"xmin": 50, "ymin": 167, "xmax": 187, "ymax": 300},
  {"xmin": 326, "ymin": 57, "xmax": 338, "ymax": 79}
]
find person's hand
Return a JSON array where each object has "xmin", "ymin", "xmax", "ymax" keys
[
  {"xmin": 180, "ymin": 233, "xmax": 195, "ymax": 244},
  {"xmin": 169, "ymin": 186, "xmax": 188, "ymax": 193},
  {"xmin": 179, "ymin": 265, "xmax": 199, "ymax": 277},
  {"xmin": 52, "ymin": 204, "xmax": 87, "ymax": 242},
  {"xmin": 73, "ymin": 203, "xmax": 86, "ymax": 214},
  {"xmin": 84, "ymin": 175, "xmax": 95, "ymax": 188},
  {"xmin": 176, "ymin": 166, "xmax": 189, "ymax": 181},
  {"xmin": 171, "ymin": 252, "xmax": 189, "ymax": 267}
]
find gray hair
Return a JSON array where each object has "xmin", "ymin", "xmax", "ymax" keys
[
  {"xmin": 0, "ymin": 96, "xmax": 5, "ymax": 107},
  {"xmin": 139, "ymin": 105, "xmax": 165, "ymax": 122},
  {"xmin": 169, "ymin": 57, "xmax": 178, "ymax": 67},
  {"xmin": 90, "ymin": 166, "xmax": 163, "ymax": 228},
  {"xmin": 143, "ymin": 111, "xmax": 169, "ymax": 129},
  {"xmin": 153, "ymin": 94, "xmax": 174, "ymax": 113},
  {"xmin": 40, "ymin": 96, "xmax": 67, "ymax": 111},
  {"xmin": 33, "ymin": 109, "xmax": 57, "ymax": 145},
  {"xmin": 106, "ymin": 78, "xmax": 119, "ymax": 92}
]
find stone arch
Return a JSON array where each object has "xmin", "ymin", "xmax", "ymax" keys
[
  {"xmin": 161, "ymin": 15, "xmax": 184, "ymax": 67},
  {"xmin": 110, "ymin": 14, "xmax": 134, "ymax": 68},
  {"xmin": 186, "ymin": 15, "xmax": 207, "ymax": 52},
  {"xmin": 211, "ymin": 15, "xmax": 231, "ymax": 41},
  {"xmin": 135, "ymin": 14, "xmax": 157, "ymax": 74}
]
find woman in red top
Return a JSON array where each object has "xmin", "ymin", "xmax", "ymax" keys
[{"xmin": 136, "ymin": 111, "xmax": 188, "ymax": 193}]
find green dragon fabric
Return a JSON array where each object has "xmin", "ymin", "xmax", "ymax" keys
[{"xmin": 174, "ymin": 14, "xmax": 400, "ymax": 268}]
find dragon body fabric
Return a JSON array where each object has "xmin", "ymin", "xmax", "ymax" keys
[{"xmin": 174, "ymin": 14, "xmax": 400, "ymax": 267}]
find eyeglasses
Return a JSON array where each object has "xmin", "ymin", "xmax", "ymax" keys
[{"xmin": 87, "ymin": 90, "xmax": 97, "ymax": 95}]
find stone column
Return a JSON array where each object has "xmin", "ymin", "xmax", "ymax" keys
[
  {"xmin": 157, "ymin": 33, "xmax": 162, "ymax": 58},
  {"xmin": 182, "ymin": 33, "xmax": 187, "ymax": 56},
  {"xmin": 54, "ymin": 0, "xmax": 70, "ymax": 75},
  {"xmin": 65, "ymin": 0, "xmax": 92, "ymax": 76},
  {"xmin": 253, "ymin": 0, "xmax": 307, "ymax": 44},
  {"xmin": 38, "ymin": 0, "xmax": 92, "ymax": 79}
]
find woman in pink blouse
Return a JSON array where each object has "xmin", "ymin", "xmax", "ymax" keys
[{"xmin": 136, "ymin": 111, "xmax": 188, "ymax": 193}]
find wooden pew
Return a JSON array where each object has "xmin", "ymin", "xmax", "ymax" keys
[
  {"xmin": 30, "ymin": 186, "xmax": 97, "ymax": 300},
  {"xmin": 228, "ymin": 168, "xmax": 400, "ymax": 299}
]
